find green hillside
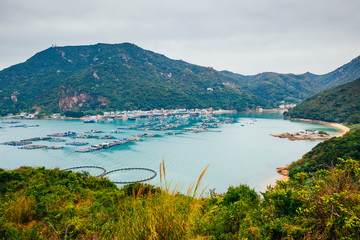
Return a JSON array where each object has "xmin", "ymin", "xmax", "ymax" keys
[
  {"xmin": 2, "ymin": 147, "xmax": 360, "ymax": 239},
  {"xmin": 221, "ymin": 71, "xmax": 317, "ymax": 103},
  {"xmin": 222, "ymin": 55, "xmax": 360, "ymax": 104},
  {"xmin": 314, "ymin": 55, "xmax": 360, "ymax": 91},
  {"xmin": 0, "ymin": 43, "xmax": 359, "ymax": 116},
  {"xmin": 289, "ymin": 129, "xmax": 360, "ymax": 177},
  {"xmin": 286, "ymin": 78, "xmax": 360, "ymax": 124},
  {"xmin": 0, "ymin": 43, "xmax": 263, "ymax": 116}
]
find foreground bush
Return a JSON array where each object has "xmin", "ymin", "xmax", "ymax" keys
[{"xmin": 1, "ymin": 159, "xmax": 360, "ymax": 239}]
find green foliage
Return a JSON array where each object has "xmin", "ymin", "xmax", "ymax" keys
[
  {"xmin": 318, "ymin": 130, "xmax": 329, "ymax": 136},
  {"xmin": 0, "ymin": 43, "xmax": 264, "ymax": 115},
  {"xmin": 1, "ymin": 43, "xmax": 359, "ymax": 116},
  {"xmin": 287, "ymin": 78, "xmax": 360, "ymax": 124},
  {"xmin": 223, "ymin": 185, "xmax": 259, "ymax": 206},
  {"xmin": 64, "ymin": 111, "xmax": 85, "ymax": 118},
  {"xmin": 289, "ymin": 129, "xmax": 360, "ymax": 176}
]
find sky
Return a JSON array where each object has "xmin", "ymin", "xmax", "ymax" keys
[{"xmin": 0, "ymin": 0, "xmax": 360, "ymax": 75}]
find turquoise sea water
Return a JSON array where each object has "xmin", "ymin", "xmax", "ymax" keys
[{"xmin": 0, "ymin": 112, "xmax": 338, "ymax": 193}]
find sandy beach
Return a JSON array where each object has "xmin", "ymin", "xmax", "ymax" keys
[
  {"xmin": 290, "ymin": 118, "xmax": 350, "ymax": 137},
  {"xmin": 275, "ymin": 118, "xmax": 350, "ymax": 182}
]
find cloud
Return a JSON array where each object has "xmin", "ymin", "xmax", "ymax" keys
[{"xmin": 0, "ymin": 0, "xmax": 359, "ymax": 74}]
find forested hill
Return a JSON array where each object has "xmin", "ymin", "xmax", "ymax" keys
[
  {"xmin": 0, "ymin": 42, "xmax": 359, "ymax": 115},
  {"xmin": 221, "ymin": 55, "xmax": 360, "ymax": 104},
  {"xmin": 0, "ymin": 43, "xmax": 263, "ymax": 115},
  {"xmin": 313, "ymin": 55, "xmax": 360, "ymax": 91},
  {"xmin": 286, "ymin": 78, "xmax": 360, "ymax": 124}
]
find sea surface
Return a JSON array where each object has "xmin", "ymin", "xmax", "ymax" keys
[{"xmin": 0, "ymin": 112, "xmax": 338, "ymax": 193}]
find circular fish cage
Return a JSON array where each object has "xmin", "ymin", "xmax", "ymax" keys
[
  {"xmin": 62, "ymin": 165, "xmax": 106, "ymax": 177},
  {"xmin": 103, "ymin": 167, "xmax": 157, "ymax": 184}
]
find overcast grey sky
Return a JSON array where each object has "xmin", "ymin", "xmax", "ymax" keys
[{"xmin": 1, "ymin": 0, "xmax": 359, "ymax": 75}]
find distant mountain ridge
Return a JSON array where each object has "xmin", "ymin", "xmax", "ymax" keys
[
  {"xmin": 286, "ymin": 78, "xmax": 360, "ymax": 124},
  {"xmin": 0, "ymin": 43, "xmax": 359, "ymax": 115}
]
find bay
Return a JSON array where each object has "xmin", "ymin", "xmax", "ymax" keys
[{"xmin": 0, "ymin": 111, "xmax": 338, "ymax": 193}]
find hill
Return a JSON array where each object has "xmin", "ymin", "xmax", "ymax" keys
[
  {"xmin": 313, "ymin": 55, "xmax": 360, "ymax": 91},
  {"xmin": 221, "ymin": 55, "xmax": 360, "ymax": 105},
  {"xmin": 221, "ymin": 71, "xmax": 317, "ymax": 103},
  {"xmin": 285, "ymin": 78, "xmax": 360, "ymax": 124},
  {"xmin": 289, "ymin": 129, "xmax": 360, "ymax": 177},
  {"xmin": 0, "ymin": 43, "xmax": 266, "ymax": 115},
  {"xmin": 0, "ymin": 43, "xmax": 359, "ymax": 116}
]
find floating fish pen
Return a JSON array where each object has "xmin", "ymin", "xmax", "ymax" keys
[
  {"xmin": 19, "ymin": 145, "xmax": 47, "ymax": 150},
  {"xmin": 10, "ymin": 124, "xmax": 40, "ymax": 128},
  {"xmin": 49, "ymin": 138, "xmax": 66, "ymax": 142},
  {"xmin": 75, "ymin": 148, "xmax": 94, "ymax": 153},
  {"xmin": 166, "ymin": 130, "xmax": 183, "ymax": 135},
  {"xmin": 10, "ymin": 124, "xmax": 27, "ymax": 128},
  {"xmin": 2, "ymin": 140, "xmax": 32, "ymax": 146},
  {"xmin": 19, "ymin": 145, "xmax": 64, "ymax": 150},
  {"xmin": 72, "ymin": 134, "xmax": 97, "ymax": 139},
  {"xmin": 111, "ymin": 130, "xmax": 122, "ymax": 133},
  {"xmin": 75, "ymin": 138, "xmax": 137, "ymax": 153},
  {"xmin": 66, "ymin": 142, "xmax": 88, "ymax": 146},
  {"xmin": 85, "ymin": 129, "xmax": 102, "ymax": 133},
  {"xmin": 47, "ymin": 146, "xmax": 64, "ymax": 150},
  {"xmin": 21, "ymin": 136, "xmax": 52, "ymax": 142},
  {"xmin": 136, "ymin": 133, "xmax": 157, "ymax": 138},
  {"xmin": 99, "ymin": 135, "xmax": 115, "ymax": 139},
  {"xmin": 2, "ymin": 121, "xmax": 20, "ymax": 124},
  {"xmin": 117, "ymin": 126, "xmax": 130, "ymax": 130},
  {"xmin": 48, "ymin": 131, "xmax": 76, "ymax": 137},
  {"xmin": 61, "ymin": 166, "xmax": 106, "ymax": 177},
  {"xmin": 103, "ymin": 167, "xmax": 157, "ymax": 184}
]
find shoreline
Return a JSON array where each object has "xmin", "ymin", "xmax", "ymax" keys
[
  {"xmin": 290, "ymin": 118, "xmax": 350, "ymax": 137},
  {"xmin": 275, "ymin": 118, "xmax": 350, "ymax": 182}
]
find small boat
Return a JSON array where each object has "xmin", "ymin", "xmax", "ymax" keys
[
  {"xmin": 84, "ymin": 116, "xmax": 97, "ymax": 123},
  {"xmin": 85, "ymin": 129, "xmax": 102, "ymax": 133}
]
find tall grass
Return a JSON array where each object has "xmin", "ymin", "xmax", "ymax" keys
[
  {"xmin": 0, "ymin": 162, "xmax": 210, "ymax": 239},
  {"xmin": 110, "ymin": 159, "xmax": 210, "ymax": 239}
]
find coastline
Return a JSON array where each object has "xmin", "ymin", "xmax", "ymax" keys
[
  {"xmin": 290, "ymin": 118, "xmax": 350, "ymax": 137},
  {"xmin": 275, "ymin": 118, "xmax": 350, "ymax": 182}
]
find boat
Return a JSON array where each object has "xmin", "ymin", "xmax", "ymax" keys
[
  {"xmin": 85, "ymin": 129, "xmax": 102, "ymax": 133},
  {"xmin": 84, "ymin": 116, "xmax": 97, "ymax": 123}
]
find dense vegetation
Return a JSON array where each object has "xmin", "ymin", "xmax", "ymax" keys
[
  {"xmin": 221, "ymin": 54, "xmax": 360, "ymax": 104},
  {"xmin": 0, "ymin": 43, "xmax": 263, "ymax": 116},
  {"xmin": 286, "ymin": 78, "xmax": 360, "ymax": 124},
  {"xmin": 1, "ymin": 43, "xmax": 359, "ymax": 116},
  {"xmin": 289, "ymin": 129, "xmax": 360, "ymax": 177},
  {"xmin": 2, "ymin": 130, "xmax": 360, "ymax": 239}
]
